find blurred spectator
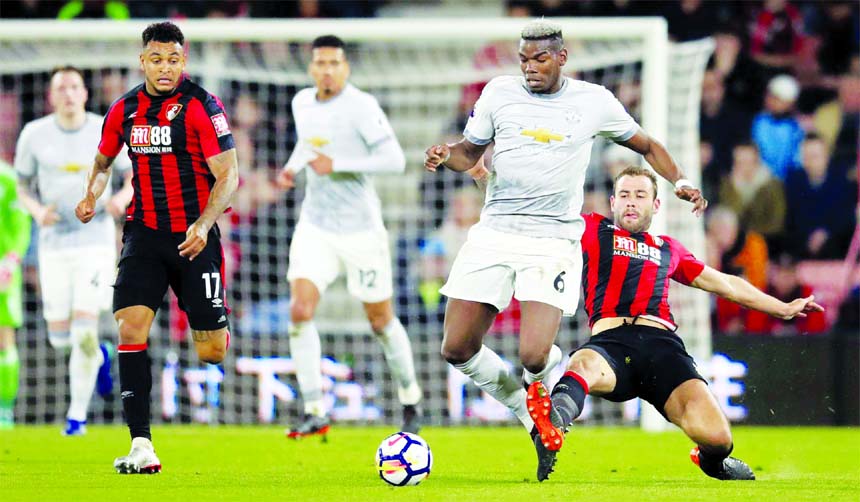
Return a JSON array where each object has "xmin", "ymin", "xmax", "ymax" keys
[
  {"xmin": 1, "ymin": 0, "xmax": 57, "ymax": 17},
  {"xmin": 751, "ymin": 74, "xmax": 805, "ymax": 181},
  {"xmin": 783, "ymin": 133, "xmax": 858, "ymax": 260},
  {"xmin": 813, "ymin": 56, "xmax": 860, "ymax": 166},
  {"xmin": 749, "ymin": 0, "xmax": 806, "ymax": 73},
  {"xmin": 706, "ymin": 206, "xmax": 769, "ymax": 334},
  {"xmin": 814, "ymin": 2, "xmax": 860, "ymax": 77},
  {"xmin": 128, "ymin": 0, "xmax": 245, "ymax": 18},
  {"xmin": 700, "ymin": 70, "xmax": 754, "ymax": 195},
  {"xmin": 247, "ymin": 0, "xmax": 381, "ymax": 18},
  {"xmin": 718, "ymin": 141, "xmax": 786, "ymax": 244},
  {"xmin": 711, "ymin": 24, "xmax": 769, "ymax": 109},
  {"xmin": 664, "ymin": 0, "xmax": 717, "ymax": 42}
]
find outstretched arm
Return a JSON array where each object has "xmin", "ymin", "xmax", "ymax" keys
[
  {"xmin": 75, "ymin": 152, "xmax": 116, "ymax": 223},
  {"xmin": 424, "ymin": 138, "xmax": 489, "ymax": 173},
  {"xmin": 690, "ymin": 265, "xmax": 824, "ymax": 320},
  {"xmin": 619, "ymin": 130, "xmax": 708, "ymax": 216}
]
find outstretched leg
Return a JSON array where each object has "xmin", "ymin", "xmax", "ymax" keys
[{"xmin": 664, "ymin": 379, "xmax": 754, "ymax": 480}]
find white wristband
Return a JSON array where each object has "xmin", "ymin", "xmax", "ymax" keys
[{"xmin": 674, "ymin": 178, "xmax": 693, "ymax": 190}]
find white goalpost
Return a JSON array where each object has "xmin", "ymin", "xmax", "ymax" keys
[{"xmin": 0, "ymin": 17, "xmax": 713, "ymax": 430}]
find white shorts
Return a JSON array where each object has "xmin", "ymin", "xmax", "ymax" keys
[
  {"xmin": 287, "ymin": 221, "xmax": 393, "ymax": 304},
  {"xmin": 38, "ymin": 245, "xmax": 117, "ymax": 322},
  {"xmin": 440, "ymin": 225, "xmax": 582, "ymax": 316}
]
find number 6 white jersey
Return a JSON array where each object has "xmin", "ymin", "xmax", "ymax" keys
[{"xmin": 465, "ymin": 76, "xmax": 639, "ymax": 241}]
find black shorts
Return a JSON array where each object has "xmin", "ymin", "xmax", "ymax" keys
[
  {"xmin": 575, "ymin": 324, "xmax": 705, "ymax": 418},
  {"xmin": 113, "ymin": 221, "xmax": 230, "ymax": 331}
]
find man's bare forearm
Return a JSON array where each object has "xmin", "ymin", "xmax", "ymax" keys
[
  {"xmin": 443, "ymin": 139, "xmax": 488, "ymax": 172},
  {"xmin": 197, "ymin": 150, "xmax": 239, "ymax": 230},
  {"xmin": 86, "ymin": 152, "xmax": 116, "ymax": 201},
  {"xmin": 620, "ymin": 131, "xmax": 685, "ymax": 184}
]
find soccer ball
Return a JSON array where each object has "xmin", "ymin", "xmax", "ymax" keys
[{"xmin": 375, "ymin": 432, "xmax": 432, "ymax": 486}]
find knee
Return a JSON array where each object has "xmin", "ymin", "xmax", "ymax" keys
[
  {"xmin": 567, "ymin": 353, "xmax": 600, "ymax": 381},
  {"xmin": 441, "ymin": 341, "xmax": 477, "ymax": 366},
  {"xmin": 290, "ymin": 300, "xmax": 315, "ymax": 324},
  {"xmin": 197, "ymin": 344, "xmax": 226, "ymax": 365},
  {"xmin": 116, "ymin": 316, "xmax": 149, "ymax": 345},
  {"xmin": 520, "ymin": 349, "xmax": 548, "ymax": 375}
]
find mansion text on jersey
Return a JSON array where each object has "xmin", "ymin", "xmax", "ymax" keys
[
  {"xmin": 613, "ymin": 235, "xmax": 662, "ymax": 264},
  {"xmin": 130, "ymin": 124, "xmax": 172, "ymax": 154}
]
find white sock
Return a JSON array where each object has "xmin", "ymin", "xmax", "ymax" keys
[
  {"xmin": 453, "ymin": 345, "xmax": 534, "ymax": 431},
  {"xmin": 288, "ymin": 321, "xmax": 325, "ymax": 417},
  {"xmin": 375, "ymin": 318, "xmax": 422, "ymax": 406},
  {"xmin": 48, "ymin": 330, "xmax": 71, "ymax": 350},
  {"xmin": 522, "ymin": 344, "xmax": 563, "ymax": 385},
  {"xmin": 66, "ymin": 319, "xmax": 102, "ymax": 422}
]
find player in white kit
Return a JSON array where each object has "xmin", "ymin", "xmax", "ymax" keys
[
  {"xmin": 14, "ymin": 66, "xmax": 132, "ymax": 435},
  {"xmin": 424, "ymin": 20, "xmax": 708, "ymax": 480},
  {"xmin": 276, "ymin": 35, "xmax": 422, "ymax": 437}
]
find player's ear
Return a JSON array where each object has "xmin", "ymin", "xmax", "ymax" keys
[
  {"xmin": 609, "ymin": 194, "xmax": 616, "ymax": 210},
  {"xmin": 139, "ymin": 52, "xmax": 145, "ymax": 72},
  {"xmin": 653, "ymin": 196, "xmax": 661, "ymax": 213},
  {"xmin": 558, "ymin": 48, "xmax": 568, "ymax": 67}
]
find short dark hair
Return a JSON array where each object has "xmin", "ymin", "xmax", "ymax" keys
[
  {"xmin": 142, "ymin": 21, "xmax": 184, "ymax": 47},
  {"xmin": 613, "ymin": 165, "xmax": 658, "ymax": 199},
  {"xmin": 50, "ymin": 65, "xmax": 84, "ymax": 80},
  {"xmin": 312, "ymin": 35, "xmax": 345, "ymax": 50}
]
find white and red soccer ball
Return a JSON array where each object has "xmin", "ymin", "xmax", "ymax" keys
[{"xmin": 376, "ymin": 432, "xmax": 432, "ymax": 486}]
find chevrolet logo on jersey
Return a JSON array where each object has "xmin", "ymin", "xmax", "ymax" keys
[
  {"xmin": 307, "ymin": 136, "xmax": 329, "ymax": 148},
  {"xmin": 60, "ymin": 163, "xmax": 84, "ymax": 173},
  {"xmin": 520, "ymin": 128, "xmax": 564, "ymax": 143}
]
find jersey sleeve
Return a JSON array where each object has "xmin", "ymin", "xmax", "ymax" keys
[
  {"xmin": 188, "ymin": 93, "xmax": 236, "ymax": 159},
  {"xmin": 596, "ymin": 87, "xmax": 639, "ymax": 142},
  {"xmin": 13, "ymin": 123, "xmax": 37, "ymax": 180},
  {"xmin": 463, "ymin": 79, "xmax": 498, "ymax": 145},
  {"xmin": 668, "ymin": 236, "xmax": 705, "ymax": 286},
  {"xmin": 98, "ymin": 99, "xmax": 126, "ymax": 158},
  {"xmin": 355, "ymin": 94, "xmax": 397, "ymax": 147}
]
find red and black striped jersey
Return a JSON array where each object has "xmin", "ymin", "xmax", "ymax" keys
[
  {"xmin": 98, "ymin": 77, "xmax": 235, "ymax": 233},
  {"xmin": 581, "ymin": 213, "xmax": 705, "ymax": 330}
]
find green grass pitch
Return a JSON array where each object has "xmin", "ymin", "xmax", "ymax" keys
[{"xmin": 2, "ymin": 425, "xmax": 858, "ymax": 501}]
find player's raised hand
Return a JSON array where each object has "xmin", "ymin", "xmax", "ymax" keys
[
  {"xmin": 424, "ymin": 144, "xmax": 450, "ymax": 172},
  {"xmin": 276, "ymin": 167, "xmax": 296, "ymax": 189},
  {"xmin": 674, "ymin": 186, "xmax": 708, "ymax": 217},
  {"xmin": 780, "ymin": 295, "xmax": 825, "ymax": 320},
  {"xmin": 74, "ymin": 196, "xmax": 95, "ymax": 224},
  {"xmin": 178, "ymin": 221, "xmax": 209, "ymax": 261},
  {"xmin": 308, "ymin": 152, "xmax": 333, "ymax": 175}
]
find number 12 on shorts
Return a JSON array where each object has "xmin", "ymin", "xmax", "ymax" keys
[{"xmin": 202, "ymin": 272, "xmax": 221, "ymax": 298}]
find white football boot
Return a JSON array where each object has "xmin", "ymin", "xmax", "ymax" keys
[{"xmin": 114, "ymin": 437, "xmax": 162, "ymax": 474}]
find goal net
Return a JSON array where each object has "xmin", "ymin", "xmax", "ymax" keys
[{"xmin": 0, "ymin": 18, "xmax": 713, "ymax": 428}]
